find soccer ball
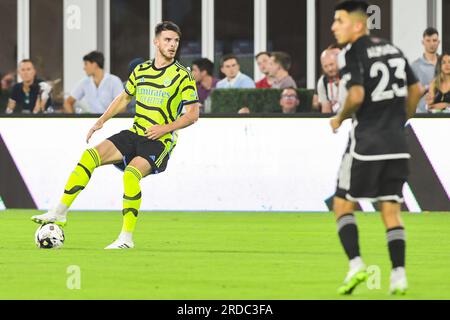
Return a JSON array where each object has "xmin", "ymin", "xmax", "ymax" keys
[{"xmin": 35, "ymin": 223, "xmax": 65, "ymax": 249}]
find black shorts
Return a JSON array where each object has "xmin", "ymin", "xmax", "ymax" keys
[
  {"xmin": 335, "ymin": 152, "xmax": 409, "ymax": 203},
  {"xmin": 107, "ymin": 130, "xmax": 171, "ymax": 175}
]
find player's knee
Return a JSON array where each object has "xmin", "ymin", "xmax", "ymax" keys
[
  {"xmin": 80, "ymin": 148, "xmax": 101, "ymax": 170},
  {"xmin": 123, "ymin": 165, "xmax": 143, "ymax": 184},
  {"xmin": 333, "ymin": 197, "xmax": 354, "ymax": 216}
]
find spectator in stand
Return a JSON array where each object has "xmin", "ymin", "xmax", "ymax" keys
[
  {"xmin": 124, "ymin": 57, "xmax": 146, "ymax": 114},
  {"xmin": 255, "ymin": 52, "xmax": 273, "ymax": 88},
  {"xmin": 5, "ymin": 59, "xmax": 51, "ymax": 114},
  {"xmin": 0, "ymin": 72, "xmax": 15, "ymax": 113},
  {"xmin": 426, "ymin": 52, "xmax": 450, "ymax": 113},
  {"xmin": 238, "ymin": 87, "xmax": 301, "ymax": 114},
  {"xmin": 191, "ymin": 58, "xmax": 218, "ymax": 112},
  {"xmin": 317, "ymin": 47, "xmax": 341, "ymax": 113},
  {"xmin": 267, "ymin": 52, "xmax": 297, "ymax": 89},
  {"xmin": 411, "ymin": 27, "xmax": 441, "ymax": 113},
  {"xmin": 63, "ymin": 51, "xmax": 123, "ymax": 114},
  {"xmin": 216, "ymin": 54, "xmax": 255, "ymax": 89}
]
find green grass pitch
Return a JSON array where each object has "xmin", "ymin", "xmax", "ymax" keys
[{"xmin": 0, "ymin": 210, "xmax": 449, "ymax": 300}]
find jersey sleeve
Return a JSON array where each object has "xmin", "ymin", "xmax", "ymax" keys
[
  {"xmin": 180, "ymin": 72, "xmax": 199, "ymax": 105},
  {"xmin": 125, "ymin": 67, "xmax": 138, "ymax": 97},
  {"xmin": 338, "ymin": 48, "xmax": 364, "ymax": 89}
]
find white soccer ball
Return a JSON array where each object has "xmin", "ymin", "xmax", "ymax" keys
[{"xmin": 35, "ymin": 223, "xmax": 65, "ymax": 249}]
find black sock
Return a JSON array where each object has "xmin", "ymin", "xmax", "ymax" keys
[
  {"xmin": 386, "ymin": 226, "xmax": 406, "ymax": 269},
  {"xmin": 337, "ymin": 213, "xmax": 360, "ymax": 260}
]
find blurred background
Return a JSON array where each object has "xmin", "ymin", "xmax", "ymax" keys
[{"xmin": 0, "ymin": 0, "xmax": 448, "ymax": 114}]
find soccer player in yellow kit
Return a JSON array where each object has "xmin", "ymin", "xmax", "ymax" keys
[{"xmin": 32, "ymin": 21, "xmax": 200, "ymax": 249}]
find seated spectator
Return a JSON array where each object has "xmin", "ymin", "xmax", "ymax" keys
[
  {"xmin": 238, "ymin": 88, "xmax": 301, "ymax": 114},
  {"xmin": 0, "ymin": 72, "xmax": 15, "ymax": 113},
  {"xmin": 191, "ymin": 58, "xmax": 218, "ymax": 112},
  {"xmin": 426, "ymin": 52, "xmax": 450, "ymax": 112},
  {"xmin": 411, "ymin": 27, "xmax": 441, "ymax": 113},
  {"xmin": 64, "ymin": 51, "xmax": 123, "ymax": 114},
  {"xmin": 216, "ymin": 54, "xmax": 255, "ymax": 89},
  {"xmin": 5, "ymin": 59, "xmax": 51, "ymax": 114},
  {"xmin": 125, "ymin": 57, "xmax": 146, "ymax": 114},
  {"xmin": 255, "ymin": 52, "xmax": 273, "ymax": 88},
  {"xmin": 317, "ymin": 47, "xmax": 341, "ymax": 113},
  {"xmin": 267, "ymin": 52, "xmax": 297, "ymax": 89}
]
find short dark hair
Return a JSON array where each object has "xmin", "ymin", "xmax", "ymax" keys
[
  {"xmin": 335, "ymin": 0, "xmax": 370, "ymax": 15},
  {"xmin": 220, "ymin": 54, "xmax": 239, "ymax": 67},
  {"xmin": 281, "ymin": 87, "xmax": 298, "ymax": 98},
  {"xmin": 255, "ymin": 52, "xmax": 271, "ymax": 60},
  {"xmin": 423, "ymin": 27, "xmax": 439, "ymax": 38},
  {"xmin": 19, "ymin": 59, "xmax": 34, "ymax": 66},
  {"xmin": 192, "ymin": 58, "xmax": 215, "ymax": 76},
  {"xmin": 155, "ymin": 21, "xmax": 182, "ymax": 38},
  {"xmin": 83, "ymin": 51, "xmax": 104, "ymax": 69},
  {"xmin": 271, "ymin": 52, "xmax": 292, "ymax": 71}
]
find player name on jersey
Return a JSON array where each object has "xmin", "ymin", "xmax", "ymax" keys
[{"xmin": 367, "ymin": 44, "xmax": 400, "ymax": 59}]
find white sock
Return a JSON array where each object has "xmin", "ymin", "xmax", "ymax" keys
[
  {"xmin": 349, "ymin": 256, "xmax": 365, "ymax": 270},
  {"xmin": 54, "ymin": 203, "xmax": 68, "ymax": 217},
  {"xmin": 391, "ymin": 267, "xmax": 406, "ymax": 279},
  {"xmin": 119, "ymin": 231, "xmax": 133, "ymax": 243}
]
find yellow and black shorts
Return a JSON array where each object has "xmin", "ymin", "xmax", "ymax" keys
[{"xmin": 108, "ymin": 130, "xmax": 173, "ymax": 175}]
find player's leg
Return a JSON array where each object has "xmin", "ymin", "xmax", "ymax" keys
[
  {"xmin": 381, "ymin": 202, "xmax": 407, "ymax": 294},
  {"xmin": 379, "ymin": 159, "xmax": 409, "ymax": 295},
  {"xmin": 334, "ymin": 197, "xmax": 368, "ymax": 295},
  {"xmin": 31, "ymin": 140, "xmax": 123, "ymax": 226},
  {"xmin": 60, "ymin": 140, "xmax": 123, "ymax": 208},
  {"xmin": 105, "ymin": 156, "xmax": 151, "ymax": 249},
  {"xmin": 334, "ymin": 153, "xmax": 372, "ymax": 295}
]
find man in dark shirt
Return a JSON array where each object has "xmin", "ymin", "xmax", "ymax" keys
[
  {"xmin": 6, "ymin": 59, "xmax": 50, "ymax": 114},
  {"xmin": 191, "ymin": 58, "xmax": 218, "ymax": 112},
  {"xmin": 329, "ymin": 1, "xmax": 423, "ymax": 296}
]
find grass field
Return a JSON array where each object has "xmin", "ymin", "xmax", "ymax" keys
[{"xmin": 0, "ymin": 210, "xmax": 449, "ymax": 300}]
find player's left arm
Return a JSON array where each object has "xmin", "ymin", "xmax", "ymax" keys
[
  {"xmin": 404, "ymin": 58, "xmax": 424, "ymax": 119},
  {"xmin": 146, "ymin": 102, "xmax": 200, "ymax": 140},
  {"xmin": 330, "ymin": 85, "xmax": 365, "ymax": 132},
  {"xmin": 146, "ymin": 72, "xmax": 200, "ymax": 140},
  {"xmin": 406, "ymin": 83, "xmax": 423, "ymax": 119}
]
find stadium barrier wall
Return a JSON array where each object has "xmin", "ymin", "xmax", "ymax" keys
[{"xmin": 0, "ymin": 116, "xmax": 449, "ymax": 212}]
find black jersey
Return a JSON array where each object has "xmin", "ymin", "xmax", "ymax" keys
[{"xmin": 338, "ymin": 35, "xmax": 419, "ymax": 161}]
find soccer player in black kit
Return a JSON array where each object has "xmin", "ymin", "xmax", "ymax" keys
[{"xmin": 329, "ymin": 1, "xmax": 423, "ymax": 295}]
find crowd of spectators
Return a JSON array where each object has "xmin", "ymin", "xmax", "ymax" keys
[{"xmin": 1, "ymin": 27, "xmax": 448, "ymax": 115}]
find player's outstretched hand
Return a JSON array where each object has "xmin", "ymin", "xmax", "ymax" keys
[
  {"xmin": 145, "ymin": 125, "xmax": 168, "ymax": 140},
  {"xmin": 330, "ymin": 116, "xmax": 342, "ymax": 134},
  {"xmin": 86, "ymin": 120, "xmax": 104, "ymax": 143}
]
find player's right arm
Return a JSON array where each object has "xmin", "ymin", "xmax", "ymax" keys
[
  {"xmin": 86, "ymin": 90, "xmax": 132, "ymax": 143},
  {"xmin": 331, "ymin": 85, "xmax": 365, "ymax": 132},
  {"xmin": 330, "ymin": 48, "xmax": 365, "ymax": 132},
  {"xmin": 86, "ymin": 66, "xmax": 138, "ymax": 143}
]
